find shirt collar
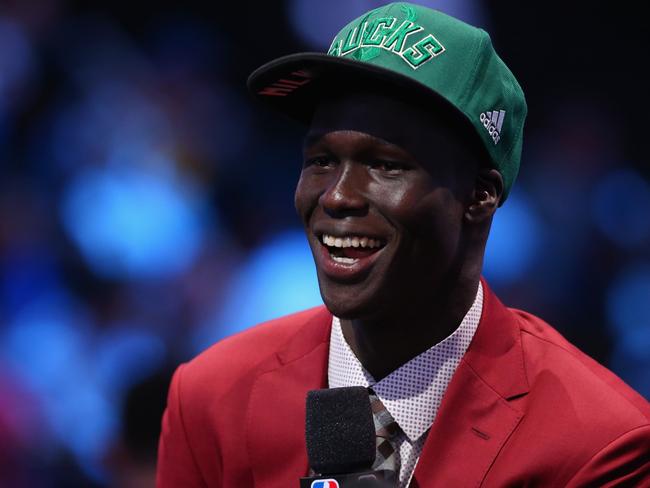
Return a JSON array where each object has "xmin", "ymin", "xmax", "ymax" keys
[{"xmin": 328, "ymin": 282, "xmax": 483, "ymax": 441}]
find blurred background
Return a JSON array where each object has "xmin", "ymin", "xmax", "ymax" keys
[{"xmin": 0, "ymin": 0, "xmax": 648, "ymax": 486}]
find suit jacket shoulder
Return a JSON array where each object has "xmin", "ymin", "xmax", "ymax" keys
[
  {"xmin": 182, "ymin": 305, "xmax": 327, "ymax": 404},
  {"xmin": 513, "ymin": 307, "xmax": 650, "ymax": 426},
  {"xmin": 479, "ymin": 306, "xmax": 650, "ymax": 487},
  {"xmin": 157, "ymin": 305, "xmax": 332, "ymax": 488}
]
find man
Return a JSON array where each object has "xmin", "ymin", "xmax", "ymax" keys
[{"xmin": 157, "ymin": 3, "xmax": 650, "ymax": 487}]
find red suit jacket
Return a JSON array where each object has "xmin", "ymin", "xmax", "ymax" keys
[{"xmin": 157, "ymin": 280, "xmax": 650, "ymax": 487}]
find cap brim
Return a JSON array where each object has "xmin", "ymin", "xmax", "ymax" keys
[{"xmin": 247, "ymin": 52, "xmax": 470, "ymax": 129}]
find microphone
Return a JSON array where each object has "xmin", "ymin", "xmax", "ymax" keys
[{"xmin": 300, "ymin": 386, "xmax": 395, "ymax": 488}]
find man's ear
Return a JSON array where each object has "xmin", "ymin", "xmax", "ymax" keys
[{"xmin": 465, "ymin": 168, "xmax": 503, "ymax": 223}]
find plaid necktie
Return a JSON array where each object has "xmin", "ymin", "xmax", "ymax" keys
[{"xmin": 368, "ymin": 387, "xmax": 401, "ymax": 481}]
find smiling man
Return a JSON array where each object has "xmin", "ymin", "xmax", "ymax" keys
[
  {"xmin": 157, "ymin": 3, "xmax": 650, "ymax": 488},
  {"xmin": 297, "ymin": 89, "xmax": 496, "ymax": 384}
]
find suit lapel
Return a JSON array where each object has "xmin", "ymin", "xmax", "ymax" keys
[
  {"xmin": 246, "ymin": 307, "xmax": 331, "ymax": 488},
  {"xmin": 411, "ymin": 279, "xmax": 529, "ymax": 487}
]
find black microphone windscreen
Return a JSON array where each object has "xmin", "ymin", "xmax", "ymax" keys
[{"xmin": 305, "ymin": 386, "xmax": 376, "ymax": 474}]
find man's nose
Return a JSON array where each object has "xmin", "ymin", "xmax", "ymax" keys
[{"xmin": 319, "ymin": 163, "xmax": 368, "ymax": 217}]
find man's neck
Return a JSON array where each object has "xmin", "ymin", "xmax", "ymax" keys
[{"xmin": 339, "ymin": 277, "xmax": 480, "ymax": 381}]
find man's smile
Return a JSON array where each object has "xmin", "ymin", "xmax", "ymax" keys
[{"xmin": 311, "ymin": 229, "xmax": 388, "ymax": 282}]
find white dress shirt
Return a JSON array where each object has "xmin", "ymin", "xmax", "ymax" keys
[{"xmin": 328, "ymin": 282, "xmax": 484, "ymax": 488}]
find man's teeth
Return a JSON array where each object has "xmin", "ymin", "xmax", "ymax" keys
[
  {"xmin": 321, "ymin": 234, "xmax": 383, "ymax": 248},
  {"xmin": 331, "ymin": 256, "xmax": 358, "ymax": 264}
]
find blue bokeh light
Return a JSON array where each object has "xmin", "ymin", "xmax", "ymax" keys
[
  {"xmin": 1, "ymin": 292, "xmax": 92, "ymax": 393},
  {"xmin": 606, "ymin": 263, "xmax": 650, "ymax": 397},
  {"xmin": 0, "ymin": 291, "xmax": 113, "ymax": 476},
  {"xmin": 192, "ymin": 229, "xmax": 322, "ymax": 352},
  {"xmin": 95, "ymin": 324, "xmax": 167, "ymax": 394},
  {"xmin": 483, "ymin": 190, "xmax": 543, "ymax": 285},
  {"xmin": 606, "ymin": 263, "xmax": 650, "ymax": 335},
  {"xmin": 609, "ymin": 326, "xmax": 650, "ymax": 398},
  {"xmin": 0, "ymin": 247, "xmax": 62, "ymax": 321},
  {"xmin": 591, "ymin": 169, "xmax": 650, "ymax": 248},
  {"xmin": 61, "ymin": 164, "xmax": 208, "ymax": 279},
  {"xmin": 288, "ymin": 0, "xmax": 487, "ymax": 50},
  {"xmin": 0, "ymin": 290, "xmax": 171, "ymax": 481},
  {"xmin": 46, "ymin": 82, "xmax": 173, "ymax": 173},
  {"xmin": 47, "ymin": 381, "xmax": 116, "ymax": 480}
]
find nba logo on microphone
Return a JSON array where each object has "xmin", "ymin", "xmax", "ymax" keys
[{"xmin": 310, "ymin": 480, "xmax": 339, "ymax": 488}]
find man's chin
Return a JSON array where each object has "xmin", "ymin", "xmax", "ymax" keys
[
  {"xmin": 316, "ymin": 267, "xmax": 396, "ymax": 320},
  {"xmin": 320, "ymin": 289, "xmax": 381, "ymax": 321}
]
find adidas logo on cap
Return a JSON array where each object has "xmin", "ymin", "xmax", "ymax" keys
[{"xmin": 480, "ymin": 110, "xmax": 506, "ymax": 145}]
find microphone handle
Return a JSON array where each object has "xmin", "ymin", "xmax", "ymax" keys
[{"xmin": 300, "ymin": 469, "xmax": 395, "ymax": 488}]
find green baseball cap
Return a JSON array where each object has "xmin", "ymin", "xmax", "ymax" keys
[{"xmin": 247, "ymin": 2, "xmax": 527, "ymax": 202}]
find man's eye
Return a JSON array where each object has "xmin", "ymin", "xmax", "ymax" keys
[
  {"xmin": 304, "ymin": 156, "xmax": 334, "ymax": 168},
  {"xmin": 370, "ymin": 160, "xmax": 406, "ymax": 173}
]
